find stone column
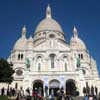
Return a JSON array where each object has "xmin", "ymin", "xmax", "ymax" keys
[
  {"xmin": 43, "ymin": 85, "xmax": 46, "ymax": 97},
  {"xmin": 43, "ymin": 76, "xmax": 49, "ymax": 97},
  {"xmin": 59, "ymin": 75, "xmax": 65, "ymax": 93},
  {"xmin": 78, "ymin": 69, "xmax": 86, "ymax": 96}
]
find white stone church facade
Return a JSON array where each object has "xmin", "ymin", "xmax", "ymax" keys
[{"xmin": 7, "ymin": 5, "xmax": 100, "ymax": 96}]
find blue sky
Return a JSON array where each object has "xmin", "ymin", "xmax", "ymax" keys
[{"xmin": 0, "ymin": 0, "xmax": 100, "ymax": 74}]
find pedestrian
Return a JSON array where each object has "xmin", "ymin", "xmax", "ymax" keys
[
  {"xmin": 20, "ymin": 87, "xmax": 24, "ymax": 99},
  {"xmin": 98, "ymin": 92, "xmax": 100, "ymax": 100},
  {"xmin": 16, "ymin": 93, "xmax": 20, "ymax": 100},
  {"xmin": 91, "ymin": 86, "xmax": 94, "ymax": 96},
  {"xmin": 66, "ymin": 95, "xmax": 71, "ymax": 100},
  {"xmin": 1, "ymin": 87, "xmax": 5, "ymax": 96},
  {"xmin": 7, "ymin": 88, "xmax": 10, "ymax": 96},
  {"xmin": 49, "ymin": 94, "xmax": 55, "ymax": 100},
  {"xmin": 26, "ymin": 88, "xmax": 31, "ymax": 100},
  {"xmin": 95, "ymin": 87, "xmax": 98, "ymax": 95},
  {"xmin": 89, "ymin": 95, "xmax": 93, "ymax": 100},
  {"xmin": 84, "ymin": 95, "xmax": 88, "ymax": 100},
  {"xmin": 93, "ymin": 95, "xmax": 97, "ymax": 100},
  {"xmin": 69, "ymin": 96, "xmax": 73, "ymax": 100},
  {"xmin": 12, "ymin": 88, "xmax": 16, "ymax": 96},
  {"xmin": 10, "ymin": 87, "xmax": 13, "ymax": 96}
]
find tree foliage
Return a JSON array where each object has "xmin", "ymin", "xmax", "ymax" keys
[{"xmin": 0, "ymin": 58, "xmax": 14, "ymax": 84}]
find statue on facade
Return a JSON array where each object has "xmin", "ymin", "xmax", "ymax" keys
[
  {"xmin": 25, "ymin": 58, "xmax": 30, "ymax": 71},
  {"xmin": 76, "ymin": 57, "xmax": 81, "ymax": 68}
]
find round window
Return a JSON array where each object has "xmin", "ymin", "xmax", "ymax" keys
[
  {"xmin": 16, "ymin": 70, "xmax": 23, "ymax": 76},
  {"xmin": 82, "ymin": 69, "xmax": 86, "ymax": 75},
  {"xmin": 49, "ymin": 34, "xmax": 55, "ymax": 38}
]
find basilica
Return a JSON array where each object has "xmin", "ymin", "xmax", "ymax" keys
[{"xmin": 8, "ymin": 5, "xmax": 100, "ymax": 96}]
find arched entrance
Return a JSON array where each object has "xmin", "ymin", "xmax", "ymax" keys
[
  {"xmin": 33, "ymin": 80, "xmax": 44, "ymax": 96},
  {"xmin": 49, "ymin": 79, "xmax": 60, "ymax": 96},
  {"xmin": 66, "ymin": 79, "xmax": 77, "ymax": 96}
]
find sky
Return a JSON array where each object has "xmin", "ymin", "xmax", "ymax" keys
[{"xmin": 0, "ymin": 0, "xmax": 100, "ymax": 74}]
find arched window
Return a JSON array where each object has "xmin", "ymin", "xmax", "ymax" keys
[
  {"xmin": 78, "ymin": 54, "xmax": 83, "ymax": 59},
  {"xmin": 78, "ymin": 54, "xmax": 81, "ymax": 59},
  {"xmin": 18, "ymin": 54, "xmax": 20, "ymax": 60},
  {"xmin": 38, "ymin": 63, "xmax": 41, "ymax": 71},
  {"xmin": 37, "ymin": 56, "xmax": 41, "ymax": 59},
  {"xmin": 65, "ymin": 62, "xmax": 67, "ymax": 71},
  {"xmin": 36, "ymin": 56, "xmax": 42, "ymax": 71},
  {"xmin": 82, "ymin": 69, "xmax": 86, "ymax": 75},
  {"xmin": 81, "ymin": 54, "xmax": 83, "ymax": 59},
  {"xmin": 21, "ymin": 54, "xmax": 23, "ymax": 60},
  {"xmin": 50, "ymin": 54, "xmax": 56, "ymax": 68}
]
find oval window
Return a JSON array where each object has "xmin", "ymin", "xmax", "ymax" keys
[
  {"xmin": 16, "ymin": 70, "xmax": 23, "ymax": 76},
  {"xmin": 49, "ymin": 34, "xmax": 55, "ymax": 38},
  {"xmin": 82, "ymin": 69, "xmax": 86, "ymax": 75}
]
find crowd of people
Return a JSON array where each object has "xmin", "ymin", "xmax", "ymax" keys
[
  {"xmin": 83, "ymin": 95, "xmax": 100, "ymax": 100},
  {"xmin": 83, "ymin": 84, "xmax": 100, "ymax": 100},
  {"xmin": 0, "ymin": 87, "xmax": 16, "ymax": 96},
  {"xmin": 0, "ymin": 86, "xmax": 100, "ymax": 100}
]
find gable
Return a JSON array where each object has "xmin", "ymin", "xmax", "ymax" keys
[{"xmin": 33, "ymin": 39, "xmax": 70, "ymax": 51}]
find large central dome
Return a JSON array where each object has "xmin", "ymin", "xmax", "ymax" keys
[{"xmin": 35, "ymin": 5, "xmax": 63, "ymax": 33}]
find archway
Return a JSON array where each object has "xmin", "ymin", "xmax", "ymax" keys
[
  {"xmin": 66, "ymin": 79, "xmax": 77, "ymax": 96},
  {"xmin": 49, "ymin": 79, "xmax": 60, "ymax": 96},
  {"xmin": 33, "ymin": 80, "xmax": 44, "ymax": 96}
]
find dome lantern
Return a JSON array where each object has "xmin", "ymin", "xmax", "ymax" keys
[
  {"xmin": 46, "ymin": 4, "xmax": 52, "ymax": 19},
  {"xmin": 22, "ymin": 25, "xmax": 26, "ymax": 38},
  {"xmin": 73, "ymin": 26, "xmax": 78, "ymax": 38}
]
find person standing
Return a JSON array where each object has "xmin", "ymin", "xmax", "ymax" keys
[
  {"xmin": 98, "ymin": 92, "xmax": 100, "ymax": 100},
  {"xmin": 91, "ymin": 86, "xmax": 94, "ymax": 96},
  {"xmin": 1, "ymin": 87, "xmax": 5, "ymax": 96},
  {"xmin": 89, "ymin": 95, "xmax": 93, "ymax": 100},
  {"xmin": 84, "ymin": 95, "xmax": 89, "ymax": 100},
  {"xmin": 95, "ymin": 87, "xmax": 98, "ymax": 96},
  {"xmin": 20, "ymin": 87, "xmax": 24, "ymax": 99},
  {"xmin": 26, "ymin": 88, "xmax": 31, "ymax": 100}
]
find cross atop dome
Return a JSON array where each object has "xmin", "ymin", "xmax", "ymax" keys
[{"xmin": 46, "ymin": 4, "xmax": 52, "ymax": 18}]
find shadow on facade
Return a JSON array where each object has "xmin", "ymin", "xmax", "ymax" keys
[
  {"xmin": 33, "ymin": 80, "xmax": 44, "ymax": 96},
  {"xmin": 66, "ymin": 79, "xmax": 79, "ymax": 96}
]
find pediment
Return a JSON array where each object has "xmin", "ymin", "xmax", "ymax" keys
[{"xmin": 33, "ymin": 39, "xmax": 70, "ymax": 51}]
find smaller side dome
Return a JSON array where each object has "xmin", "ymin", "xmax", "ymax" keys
[
  {"xmin": 13, "ymin": 38, "xmax": 27, "ymax": 50},
  {"xmin": 70, "ymin": 26, "xmax": 86, "ymax": 50},
  {"xmin": 13, "ymin": 26, "xmax": 27, "ymax": 50},
  {"xmin": 70, "ymin": 37, "xmax": 86, "ymax": 50}
]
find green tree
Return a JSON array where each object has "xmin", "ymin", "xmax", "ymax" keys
[{"xmin": 0, "ymin": 58, "xmax": 14, "ymax": 84}]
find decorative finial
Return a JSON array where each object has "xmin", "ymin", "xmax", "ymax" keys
[
  {"xmin": 29, "ymin": 35, "xmax": 33, "ymax": 41},
  {"xmin": 73, "ymin": 26, "xmax": 78, "ymax": 38},
  {"xmin": 22, "ymin": 25, "xmax": 26, "ymax": 38},
  {"xmin": 46, "ymin": 4, "xmax": 52, "ymax": 18}
]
